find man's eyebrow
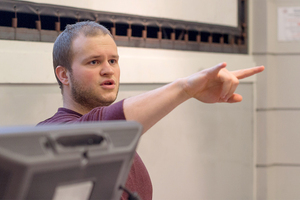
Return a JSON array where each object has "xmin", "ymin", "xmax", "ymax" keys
[
  {"xmin": 88, "ymin": 54, "xmax": 102, "ymax": 58},
  {"xmin": 111, "ymin": 55, "xmax": 119, "ymax": 59},
  {"xmin": 83, "ymin": 55, "xmax": 102, "ymax": 61},
  {"xmin": 83, "ymin": 54, "xmax": 119, "ymax": 62}
]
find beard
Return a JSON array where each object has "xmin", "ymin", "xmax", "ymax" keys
[{"xmin": 69, "ymin": 73, "xmax": 118, "ymax": 110}]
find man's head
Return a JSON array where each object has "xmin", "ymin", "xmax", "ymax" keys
[
  {"xmin": 53, "ymin": 21, "xmax": 113, "ymax": 89},
  {"xmin": 53, "ymin": 21, "xmax": 120, "ymax": 113}
]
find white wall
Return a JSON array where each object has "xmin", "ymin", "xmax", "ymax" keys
[
  {"xmin": 116, "ymin": 84, "xmax": 255, "ymax": 200},
  {"xmin": 252, "ymin": 0, "xmax": 300, "ymax": 199},
  {"xmin": 0, "ymin": 45, "xmax": 258, "ymax": 200},
  {"xmin": 26, "ymin": 0, "xmax": 238, "ymax": 27},
  {"xmin": 0, "ymin": 40, "xmax": 256, "ymax": 84}
]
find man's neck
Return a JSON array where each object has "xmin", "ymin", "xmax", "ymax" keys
[
  {"xmin": 63, "ymin": 103, "xmax": 92, "ymax": 115},
  {"xmin": 62, "ymin": 93, "xmax": 92, "ymax": 115}
]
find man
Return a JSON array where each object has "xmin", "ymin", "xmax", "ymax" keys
[{"xmin": 38, "ymin": 21, "xmax": 264, "ymax": 200}]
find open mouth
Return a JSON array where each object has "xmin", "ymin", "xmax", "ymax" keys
[
  {"xmin": 103, "ymin": 81, "xmax": 113, "ymax": 85},
  {"xmin": 101, "ymin": 80, "xmax": 115, "ymax": 87}
]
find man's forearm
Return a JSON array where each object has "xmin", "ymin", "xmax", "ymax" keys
[
  {"xmin": 123, "ymin": 78, "xmax": 190, "ymax": 133},
  {"xmin": 122, "ymin": 63, "xmax": 265, "ymax": 134}
]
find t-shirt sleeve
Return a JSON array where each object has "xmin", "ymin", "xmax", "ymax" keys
[{"xmin": 80, "ymin": 99, "xmax": 126, "ymax": 121}]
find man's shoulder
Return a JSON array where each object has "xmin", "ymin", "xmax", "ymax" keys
[
  {"xmin": 37, "ymin": 100, "xmax": 126, "ymax": 126},
  {"xmin": 37, "ymin": 107, "xmax": 82, "ymax": 125}
]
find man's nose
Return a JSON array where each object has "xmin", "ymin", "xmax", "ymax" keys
[{"xmin": 100, "ymin": 61, "xmax": 114, "ymax": 76}]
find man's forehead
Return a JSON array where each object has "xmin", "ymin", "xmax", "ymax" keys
[
  {"xmin": 70, "ymin": 34, "xmax": 118, "ymax": 60},
  {"xmin": 72, "ymin": 33, "xmax": 116, "ymax": 49},
  {"xmin": 73, "ymin": 33, "xmax": 109, "ymax": 44}
]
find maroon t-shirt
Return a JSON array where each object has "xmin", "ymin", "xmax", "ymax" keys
[{"xmin": 38, "ymin": 100, "xmax": 152, "ymax": 200}]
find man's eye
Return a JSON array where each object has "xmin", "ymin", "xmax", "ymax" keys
[
  {"xmin": 109, "ymin": 59, "xmax": 116, "ymax": 64},
  {"xmin": 90, "ymin": 60, "xmax": 98, "ymax": 65}
]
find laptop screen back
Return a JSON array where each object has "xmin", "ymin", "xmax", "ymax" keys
[{"xmin": 0, "ymin": 121, "xmax": 142, "ymax": 200}]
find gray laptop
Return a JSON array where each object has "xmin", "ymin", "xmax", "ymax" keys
[{"xmin": 0, "ymin": 121, "xmax": 142, "ymax": 200}]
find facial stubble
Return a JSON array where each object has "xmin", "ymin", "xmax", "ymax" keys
[{"xmin": 69, "ymin": 73, "xmax": 119, "ymax": 110}]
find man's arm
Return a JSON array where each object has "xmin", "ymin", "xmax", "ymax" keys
[{"xmin": 123, "ymin": 62, "xmax": 264, "ymax": 133}]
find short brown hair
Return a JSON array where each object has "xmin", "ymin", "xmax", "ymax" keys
[{"xmin": 53, "ymin": 21, "xmax": 113, "ymax": 89}]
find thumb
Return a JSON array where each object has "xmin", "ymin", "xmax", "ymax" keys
[
  {"xmin": 226, "ymin": 93, "xmax": 243, "ymax": 103},
  {"xmin": 206, "ymin": 62, "xmax": 227, "ymax": 76}
]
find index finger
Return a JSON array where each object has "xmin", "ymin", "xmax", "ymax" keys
[{"xmin": 232, "ymin": 66, "xmax": 265, "ymax": 79}]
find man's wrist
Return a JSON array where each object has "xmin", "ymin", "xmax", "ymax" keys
[{"xmin": 172, "ymin": 78, "xmax": 192, "ymax": 102}]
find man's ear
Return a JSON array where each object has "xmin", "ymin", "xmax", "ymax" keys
[{"xmin": 55, "ymin": 66, "xmax": 70, "ymax": 86}]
